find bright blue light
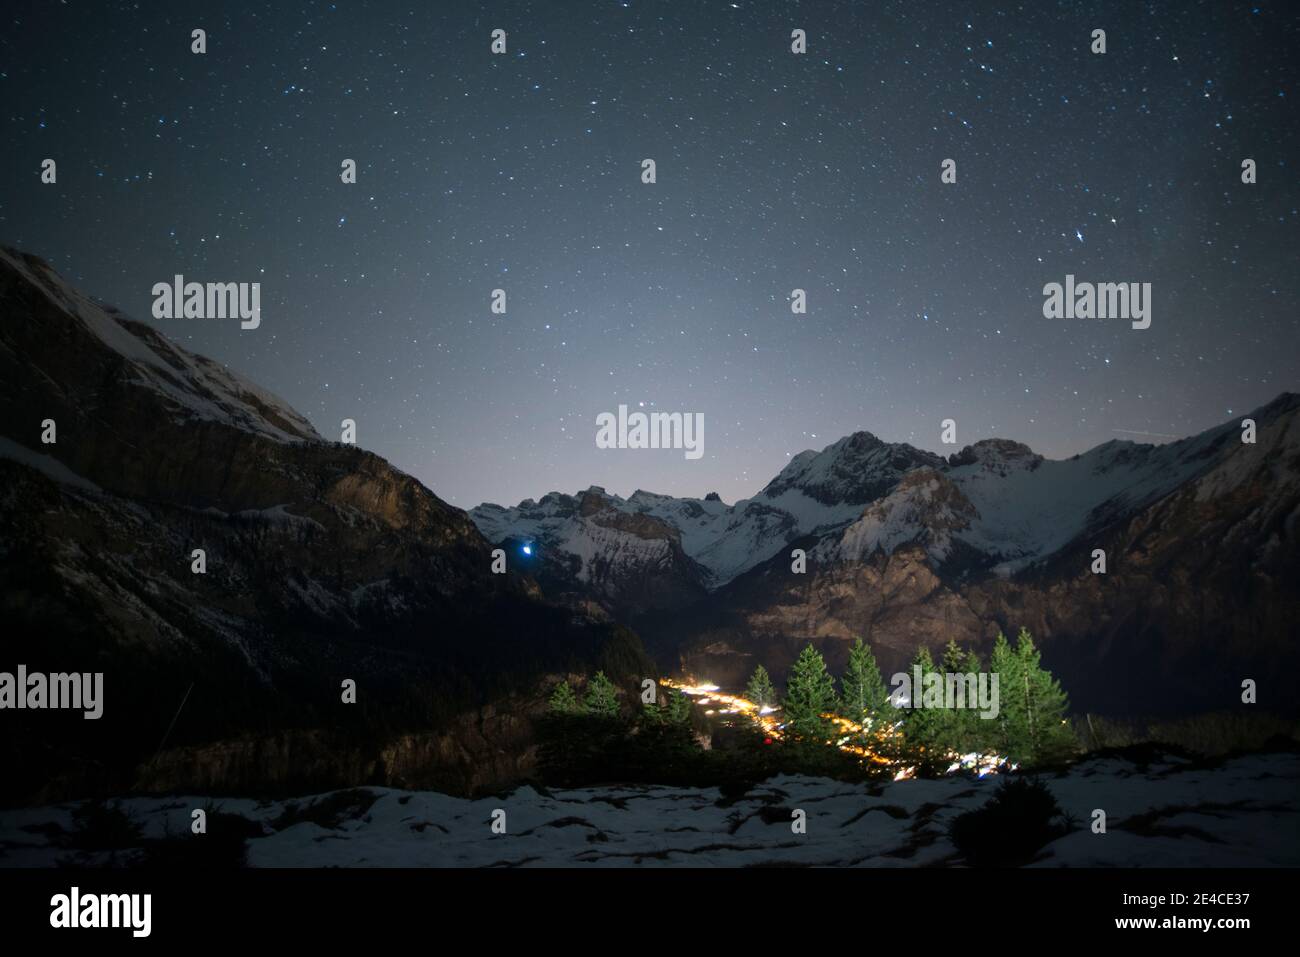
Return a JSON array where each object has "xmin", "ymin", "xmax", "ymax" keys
[{"xmin": 521, "ymin": 544, "xmax": 532, "ymax": 556}]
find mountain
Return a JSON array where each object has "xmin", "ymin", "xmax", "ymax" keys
[
  {"xmin": 471, "ymin": 486, "xmax": 712, "ymax": 618},
  {"xmin": 473, "ymin": 399, "xmax": 1300, "ymax": 716},
  {"xmin": 470, "ymin": 431, "xmax": 945, "ymax": 602},
  {"xmin": 4, "ymin": 242, "xmax": 1292, "ymax": 813},
  {"xmin": 0, "ymin": 247, "xmax": 652, "ymax": 806}
]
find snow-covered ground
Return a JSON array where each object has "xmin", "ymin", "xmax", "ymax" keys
[{"xmin": 3, "ymin": 751, "xmax": 1295, "ymax": 867}]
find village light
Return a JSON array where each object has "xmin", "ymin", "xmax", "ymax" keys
[{"xmin": 661, "ymin": 676, "xmax": 1005, "ymax": 777}]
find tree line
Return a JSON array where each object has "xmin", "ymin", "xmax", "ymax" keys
[
  {"xmin": 750, "ymin": 629, "xmax": 1075, "ymax": 768},
  {"xmin": 541, "ymin": 627, "xmax": 1076, "ymax": 786}
]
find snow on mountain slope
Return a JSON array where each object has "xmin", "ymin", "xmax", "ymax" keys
[
  {"xmin": 760, "ymin": 430, "xmax": 947, "ymax": 505},
  {"xmin": 0, "ymin": 435, "xmax": 102, "ymax": 492},
  {"xmin": 469, "ymin": 492, "xmax": 588, "ymax": 545},
  {"xmin": 0, "ymin": 246, "xmax": 320, "ymax": 444},
  {"xmin": 947, "ymin": 432, "xmax": 1222, "ymax": 574},
  {"xmin": 471, "ymin": 432, "xmax": 941, "ymax": 588},
  {"xmin": 819, "ymin": 468, "xmax": 977, "ymax": 565},
  {"xmin": 470, "ymin": 488, "xmax": 709, "ymax": 610},
  {"xmin": 474, "ymin": 401, "xmax": 1296, "ymax": 590},
  {"xmin": 1191, "ymin": 393, "xmax": 1300, "ymax": 502},
  {"xmin": 555, "ymin": 514, "xmax": 675, "ymax": 586},
  {"xmin": 472, "ymin": 485, "xmax": 856, "ymax": 589},
  {"xmin": 807, "ymin": 416, "xmax": 1264, "ymax": 575}
]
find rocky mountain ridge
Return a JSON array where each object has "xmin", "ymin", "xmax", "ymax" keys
[
  {"xmin": 473, "ymin": 392, "xmax": 1300, "ymax": 715},
  {"xmin": 0, "ymin": 246, "xmax": 651, "ymax": 806}
]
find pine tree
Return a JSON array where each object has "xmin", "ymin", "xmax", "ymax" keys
[
  {"xmin": 989, "ymin": 628, "xmax": 1076, "ymax": 765},
  {"xmin": 782, "ymin": 644, "xmax": 838, "ymax": 740},
  {"xmin": 634, "ymin": 686, "xmax": 699, "ymax": 773},
  {"xmin": 548, "ymin": 680, "xmax": 580, "ymax": 714},
  {"xmin": 962, "ymin": 645, "xmax": 995, "ymax": 754},
  {"xmin": 638, "ymin": 690, "xmax": 664, "ymax": 724},
  {"xmin": 839, "ymin": 637, "xmax": 889, "ymax": 729},
  {"xmin": 745, "ymin": 664, "xmax": 777, "ymax": 710},
  {"xmin": 664, "ymin": 687, "xmax": 694, "ymax": 724},
  {"xmin": 989, "ymin": 631, "xmax": 1024, "ymax": 760},
  {"xmin": 1013, "ymin": 627, "xmax": 1076, "ymax": 764},
  {"xmin": 583, "ymin": 670, "xmax": 620, "ymax": 717},
  {"xmin": 898, "ymin": 646, "xmax": 955, "ymax": 774},
  {"xmin": 937, "ymin": 640, "xmax": 982, "ymax": 758}
]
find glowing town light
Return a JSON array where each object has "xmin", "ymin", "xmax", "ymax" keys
[{"xmin": 661, "ymin": 675, "xmax": 1006, "ymax": 778}]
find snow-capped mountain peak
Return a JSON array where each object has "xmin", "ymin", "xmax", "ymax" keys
[
  {"xmin": 471, "ymin": 397, "xmax": 1299, "ymax": 604},
  {"xmin": 760, "ymin": 430, "xmax": 946, "ymax": 505},
  {"xmin": 947, "ymin": 438, "xmax": 1042, "ymax": 474}
]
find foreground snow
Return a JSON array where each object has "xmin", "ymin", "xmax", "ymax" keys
[{"xmin": 2, "ymin": 751, "xmax": 1295, "ymax": 868}]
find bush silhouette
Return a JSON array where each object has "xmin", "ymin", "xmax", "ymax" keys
[{"xmin": 949, "ymin": 777, "xmax": 1069, "ymax": 867}]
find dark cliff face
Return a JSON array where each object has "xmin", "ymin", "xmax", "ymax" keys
[{"xmin": 0, "ymin": 248, "xmax": 653, "ymax": 806}]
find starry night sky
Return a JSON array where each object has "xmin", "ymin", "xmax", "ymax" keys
[{"xmin": 3, "ymin": 0, "xmax": 1297, "ymax": 508}]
